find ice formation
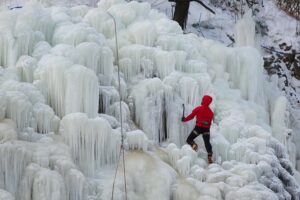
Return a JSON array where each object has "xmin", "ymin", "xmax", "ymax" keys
[
  {"xmin": 125, "ymin": 130, "xmax": 148, "ymax": 151},
  {"xmin": 235, "ymin": 11, "xmax": 256, "ymax": 47},
  {"xmin": 0, "ymin": 0, "xmax": 299, "ymax": 200},
  {"xmin": 60, "ymin": 113, "xmax": 120, "ymax": 176}
]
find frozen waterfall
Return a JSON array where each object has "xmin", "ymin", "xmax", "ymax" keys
[{"xmin": 0, "ymin": 0, "xmax": 299, "ymax": 200}]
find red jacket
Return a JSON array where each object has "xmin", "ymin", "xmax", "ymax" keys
[{"xmin": 183, "ymin": 95, "xmax": 214, "ymax": 128}]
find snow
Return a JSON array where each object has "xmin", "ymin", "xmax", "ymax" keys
[
  {"xmin": 0, "ymin": 189, "xmax": 14, "ymax": 200},
  {"xmin": 0, "ymin": 0, "xmax": 299, "ymax": 199}
]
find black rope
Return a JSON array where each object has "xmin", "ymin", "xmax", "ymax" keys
[
  {"xmin": 108, "ymin": 12, "xmax": 128, "ymax": 200},
  {"xmin": 122, "ymin": 146, "xmax": 128, "ymax": 200},
  {"xmin": 111, "ymin": 146, "xmax": 123, "ymax": 200}
]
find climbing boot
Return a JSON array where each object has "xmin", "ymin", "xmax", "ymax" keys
[
  {"xmin": 208, "ymin": 154, "xmax": 213, "ymax": 164},
  {"xmin": 191, "ymin": 143, "xmax": 198, "ymax": 151}
]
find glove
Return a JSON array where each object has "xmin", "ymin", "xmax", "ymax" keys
[{"xmin": 181, "ymin": 117, "xmax": 185, "ymax": 122}]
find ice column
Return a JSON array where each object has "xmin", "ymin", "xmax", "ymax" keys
[
  {"xmin": 235, "ymin": 11, "xmax": 256, "ymax": 48},
  {"xmin": 0, "ymin": 80, "xmax": 59, "ymax": 133},
  {"xmin": 5, "ymin": 91, "xmax": 34, "ymax": 130},
  {"xmin": 0, "ymin": 119, "xmax": 17, "ymax": 143},
  {"xmin": 107, "ymin": 101, "xmax": 130, "ymax": 124},
  {"xmin": 84, "ymin": 8, "xmax": 121, "ymax": 38},
  {"xmin": 64, "ymin": 65, "xmax": 99, "ymax": 117},
  {"xmin": 0, "ymin": 141, "xmax": 48, "ymax": 195},
  {"xmin": 33, "ymin": 103, "xmax": 60, "ymax": 133},
  {"xmin": 60, "ymin": 113, "xmax": 120, "ymax": 176},
  {"xmin": 227, "ymin": 47, "xmax": 266, "ymax": 107},
  {"xmin": 130, "ymin": 78, "xmax": 166, "ymax": 143},
  {"xmin": 154, "ymin": 50, "xmax": 176, "ymax": 79},
  {"xmin": 76, "ymin": 42, "xmax": 114, "ymax": 82},
  {"xmin": 99, "ymin": 86, "xmax": 120, "ymax": 113},
  {"xmin": 271, "ymin": 96, "xmax": 295, "ymax": 163},
  {"xmin": 32, "ymin": 168, "xmax": 66, "ymax": 200},
  {"xmin": 37, "ymin": 55, "xmax": 99, "ymax": 118},
  {"xmin": 0, "ymin": 5, "xmax": 53, "ymax": 67},
  {"xmin": 0, "ymin": 19, "xmax": 16, "ymax": 67},
  {"xmin": 271, "ymin": 96, "xmax": 289, "ymax": 139},
  {"xmin": 127, "ymin": 21, "xmax": 157, "ymax": 46},
  {"xmin": 0, "ymin": 91, "xmax": 7, "ymax": 121},
  {"xmin": 16, "ymin": 56, "xmax": 37, "ymax": 83},
  {"xmin": 119, "ymin": 44, "xmax": 155, "ymax": 81}
]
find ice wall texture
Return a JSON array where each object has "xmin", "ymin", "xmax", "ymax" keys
[{"xmin": 0, "ymin": 0, "xmax": 299, "ymax": 200}]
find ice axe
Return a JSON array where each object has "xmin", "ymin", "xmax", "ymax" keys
[{"xmin": 182, "ymin": 104, "xmax": 185, "ymax": 121}]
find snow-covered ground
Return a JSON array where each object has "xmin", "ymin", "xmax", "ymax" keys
[{"xmin": 0, "ymin": 0, "xmax": 300, "ymax": 200}]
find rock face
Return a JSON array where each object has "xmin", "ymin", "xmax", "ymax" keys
[
  {"xmin": 263, "ymin": 43, "xmax": 300, "ymax": 80},
  {"xmin": 294, "ymin": 55, "xmax": 300, "ymax": 79}
]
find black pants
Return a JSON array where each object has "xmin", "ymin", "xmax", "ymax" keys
[{"xmin": 186, "ymin": 126, "xmax": 213, "ymax": 154}]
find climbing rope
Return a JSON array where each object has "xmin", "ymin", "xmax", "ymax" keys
[
  {"xmin": 107, "ymin": 12, "xmax": 128, "ymax": 200},
  {"xmin": 111, "ymin": 145, "xmax": 123, "ymax": 200}
]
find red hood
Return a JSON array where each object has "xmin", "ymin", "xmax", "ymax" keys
[{"xmin": 201, "ymin": 95, "xmax": 212, "ymax": 106}]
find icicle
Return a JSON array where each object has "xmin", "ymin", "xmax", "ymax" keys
[
  {"xmin": 33, "ymin": 103, "xmax": 60, "ymax": 134},
  {"xmin": 271, "ymin": 96, "xmax": 289, "ymax": 141},
  {"xmin": 0, "ymin": 91, "xmax": 7, "ymax": 121},
  {"xmin": 125, "ymin": 130, "xmax": 148, "ymax": 151},
  {"xmin": 0, "ymin": 119, "xmax": 17, "ymax": 143},
  {"xmin": 16, "ymin": 56, "xmax": 37, "ymax": 83},
  {"xmin": 173, "ymin": 51, "xmax": 187, "ymax": 72},
  {"xmin": 0, "ymin": 141, "xmax": 47, "ymax": 195},
  {"xmin": 107, "ymin": 101, "xmax": 130, "ymax": 124},
  {"xmin": 107, "ymin": 3, "xmax": 136, "ymax": 26},
  {"xmin": 84, "ymin": 8, "xmax": 124, "ymax": 38},
  {"xmin": 119, "ymin": 44, "xmax": 155, "ymax": 80},
  {"xmin": 32, "ymin": 168, "xmax": 66, "ymax": 200},
  {"xmin": 50, "ymin": 44, "xmax": 84, "ymax": 65},
  {"xmin": 99, "ymin": 86, "xmax": 120, "ymax": 113},
  {"xmin": 5, "ymin": 91, "xmax": 33, "ymax": 130},
  {"xmin": 154, "ymin": 49, "xmax": 176, "ymax": 79},
  {"xmin": 37, "ymin": 56, "xmax": 99, "ymax": 118},
  {"xmin": 76, "ymin": 43, "xmax": 114, "ymax": 80},
  {"xmin": 64, "ymin": 65, "xmax": 99, "ymax": 118},
  {"xmin": 176, "ymin": 156, "xmax": 191, "ymax": 176},
  {"xmin": 60, "ymin": 113, "xmax": 120, "ymax": 176},
  {"xmin": 0, "ymin": 19, "xmax": 16, "ymax": 67},
  {"xmin": 235, "ymin": 11, "xmax": 257, "ymax": 48},
  {"xmin": 227, "ymin": 47, "xmax": 266, "ymax": 107},
  {"xmin": 32, "ymin": 41, "xmax": 51, "ymax": 60},
  {"xmin": 127, "ymin": 21, "xmax": 157, "ymax": 46},
  {"xmin": 130, "ymin": 78, "xmax": 165, "ymax": 143}
]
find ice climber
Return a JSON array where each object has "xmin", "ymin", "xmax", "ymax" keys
[{"xmin": 181, "ymin": 95, "xmax": 214, "ymax": 164}]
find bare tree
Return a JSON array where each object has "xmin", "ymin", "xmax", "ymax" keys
[
  {"xmin": 171, "ymin": 0, "xmax": 190, "ymax": 29},
  {"xmin": 169, "ymin": 0, "xmax": 215, "ymax": 30},
  {"xmin": 274, "ymin": 0, "xmax": 300, "ymax": 20}
]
